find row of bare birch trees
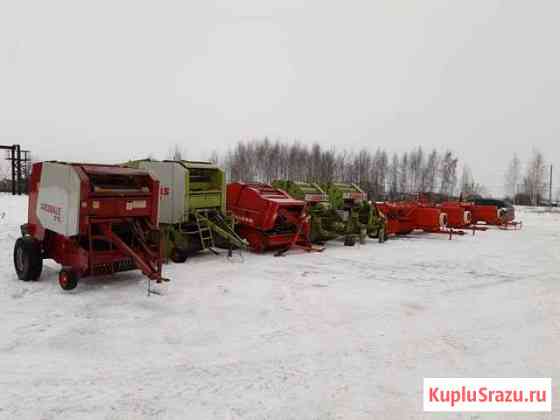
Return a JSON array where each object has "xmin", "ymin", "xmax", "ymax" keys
[
  {"xmin": 504, "ymin": 149, "xmax": 553, "ymax": 205},
  {"xmin": 210, "ymin": 139, "xmax": 462, "ymax": 200}
]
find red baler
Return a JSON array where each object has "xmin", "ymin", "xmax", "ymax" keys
[
  {"xmin": 376, "ymin": 201, "xmax": 460, "ymax": 237},
  {"xmin": 14, "ymin": 162, "xmax": 168, "ymax": 290},
  {"xmin": 226, "ymin": 182, "xmax": 314, "ymax": 253},
  {"xmin": 440, "ymin": 201, "xmax": 472, "ymax": 228},
  {"xmin": 470, "ymin": 204, "xmax": 500, "ymax": 225},
  {"xmin": 463, "ymin": 202, "xmax": 520, "ymax": 229},
  {"xmin": 458, "ymin": 197, "xmax": 520, "ymax": 229}
]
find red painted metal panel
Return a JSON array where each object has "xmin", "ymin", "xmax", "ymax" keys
[
  {"xmin": 376, "ymin": 201, "xmax": 451, "ymax": 235},
  {"xmin": 227, "ymin": 182, "xmax": 312, "ymax": 253}
]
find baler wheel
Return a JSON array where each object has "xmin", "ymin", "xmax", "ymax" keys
[
  {"xmin": 14, "ymin": 237, "xmax": 43, "ymax": 281},
  {"xmin": 59, "ymin": 269, "xmax": 79, "ymax": 291},
  {"xmin": 170, "ymin": 248, "xmax": 188, "ymax": 263}
]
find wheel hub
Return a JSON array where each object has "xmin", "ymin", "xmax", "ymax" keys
[{"xmin": 59, "ymin": 272, "xmax": 69, "ymax": 288}]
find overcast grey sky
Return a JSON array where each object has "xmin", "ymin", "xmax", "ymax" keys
[{"xmin": 1, "ymin": 0, "xmax": 558, "ymax": 196}]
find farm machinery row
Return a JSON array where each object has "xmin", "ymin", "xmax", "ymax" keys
[
  {"xmin": 271, "ymin": 181, "xmax": 386, "ymax": 246},
  {"xmin": 13, "ymin": 159, "xmax": 520, "ymax": 291},
  {"xmin": 376, "ymin": 197, "xmax": 519, "ymax": 239}
]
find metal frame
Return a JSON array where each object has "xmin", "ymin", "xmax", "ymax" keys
[{"xmin": 1, "ymin": 144, "xmax": 30, "ymax": 195}]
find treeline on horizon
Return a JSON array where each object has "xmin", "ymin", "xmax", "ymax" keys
[
  {"xmin": 1, "ymin": 139, "xmax": 551, "ymax": 204},
  {"xmin": 213, "ymin": 138, "xmax": 472, "ymax": 201}
]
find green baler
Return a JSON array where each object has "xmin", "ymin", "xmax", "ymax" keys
[
  {"xmin": 323, "ymin": 182, "xmax": 386, "ymax": 245},
  {"xmin": 127, "ymin": 160, "xmax": 247, "ymax": 261},
  {"xmin": 272, "ymin": 180, "xmax": 343, "ymax": 244}
]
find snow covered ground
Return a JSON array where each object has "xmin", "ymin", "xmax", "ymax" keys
[{"xmin": 0, "ymin": 193, "xmax": 558, "ymax": 420}]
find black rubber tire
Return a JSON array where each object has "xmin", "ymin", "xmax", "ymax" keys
[
  {"xmin": 13, "ymin": 236, "xmax": 43, "ymax": 281},
  {"xmin": 59, "ymin": 269, "xmax": 79, "ymax": 291},
  {"xmin": 344, "ymin": 235, "xmax": 356, "ymax": 246},
  {"xmin": 170, "ymin": 248, "xmax": 188, "ymax": 263}
]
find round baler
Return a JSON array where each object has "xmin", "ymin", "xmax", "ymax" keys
[
  {"xmin": 440, "ymin": 201, "xmax": 472, "ymax": 228},
  {"xmin": 226, "ymin": 182, "xmax": 317, "ymax": 254},
  {"xmin": 322, "ymin": 182, "xmax": 387, "ymax": 245},
  {"xmin": 375, "ymin": 201, "xmax": 459, "ymax": 238},
  {"xmin": 271, "ymin": 180, "xmax": 342, "ymax": 244},
  {"xmin": 126, "ymin": 160, "xmax": 248, "ymax": 262},
  {"xmin": 14, "ymin": 162, "xmax": 168, "ymax": 290}
]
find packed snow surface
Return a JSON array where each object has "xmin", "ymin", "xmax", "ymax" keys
[{"xmin": 0, "ymin": 193, "xmax": 558, "ymax": 419}]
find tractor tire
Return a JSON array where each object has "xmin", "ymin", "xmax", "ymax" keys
[
  {"xmin": 13, "ymin": 236, "xmax": 43, "ymax": 281},
  {"xmin": 170, "ymin": 248, "xmax": 188, "ymax": 263},
  {"xmin": 344, "ymin": 235, "xmax": 356, "ymax": 247},
  {"xmin": 58, "ymin": 269, "xmax": 79, "ymax": 291}
]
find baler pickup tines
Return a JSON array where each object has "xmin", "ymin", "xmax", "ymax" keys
[{"xmin": 99, "ymin": 223, "xmax": 169, "ymax": 283}]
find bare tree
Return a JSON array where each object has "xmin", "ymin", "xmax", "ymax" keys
[
  {"xmin": 208, "ymin": 150, "xmax": 220, "ymax": 165},
  {"xmin": 460, "ymin": 164, "xmax": 487, "ymax": 196},
  {"xmin": 504, "ymin": 154, "xmax": 521, "ymax": 201},
  {"xmin": 523, "ymin": 148, "xmax": 546, "ymax": 205},
  {"xmin": 388, "ymin": 153, "xmax": 399, "ymax": 199},
  {"xmin": 167, "ymin": 144, "xmax": 186, "ymax": 161},
  {"xmin": 220, "ymin": 139, "xmax": 468, "ymax": 201},
  {"xmin": 408, "ymin": 147, "xmax": 424, "ymax": 193},
  {"xmin": 399, "ymin": 153, "xmax": 409, "ymax": 194},
  {"xmin": 334, "ymin": 149, "xmax": 349, "ymax": 182},
  {"xmin": 439, "ymin": 151, "xmax": 458, "ymax": 197},
  {"xmin": 460, "ymin": 164, "xmax": 473, "ymax": 194},
  {"xmin": 320, "ymin": 147, "xmax": 337, "ymax": 184},
  {"xmin": 369, "ymin": 149, "xmax": 388, "ymax": 199},
  {"xmin": 310, "ymin": 143, "xmax": 322, "ymax": 182},
  {"xmin": 423, "ymin": 149, "xmax": 439, "ymax": 193},
  {"xmin": 354, "ymin": 149, "xmax": 371, "ymax": 187}
]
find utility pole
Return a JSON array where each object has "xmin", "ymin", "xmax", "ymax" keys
[
  {"xmin": 16, "ymin": 144, "xmax": 22, "ymax": 195},
  {"xmin": 549, "ymin": 165, "xmax": 553, "ymax": 207},
  {"xmin": 10, "ymin": 146, "xmax": 16, "ymax": 195}
]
